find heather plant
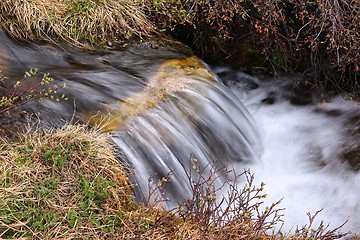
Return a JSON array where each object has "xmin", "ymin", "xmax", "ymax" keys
[
  {"xmin": 293, "ymin": 210, "xmax": 349, "ymax": 239},
  {"xmin": 146, "ymin": 157, "xmax": 350, "ymax": 239},
  {"xmin": 175, "ymin": 160, "xmax": 284, "ymax": 239},
  {"xmin": 248, "ymin": 0, "xmax": 359, "ymax": 96},
  {"xmin": 142, "ymin": 0, "xmax": 359, "ymax": 97}
]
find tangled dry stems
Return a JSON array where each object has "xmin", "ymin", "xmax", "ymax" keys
[
  {"xmin": 147, "ymin": 158, "xmax": 350, "ymax": 240},
  {"xmin": 143, "ymin": 0, "xmax": 359, "ymax": 97}
]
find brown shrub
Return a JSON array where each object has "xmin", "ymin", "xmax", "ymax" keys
[{"xmin": 143, "ymin": 0, "xmax": 359, "ymax": 97}]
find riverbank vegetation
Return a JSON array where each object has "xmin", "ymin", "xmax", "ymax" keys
[
  {"xmin": 0, "ymin": 125, "xmax": 351, "ymax": 239},
  {"xmin": 0, "ymin": 0, "xmax": 154, "ymax": 47},
  {"xmin": 0, "ymin": 0, "xmax": 359, "ymax": 97},
  {"xmin": 142, "ymin": 0, "xmax": 359, "ymax": 98},
  {"xmin": 0, "ymin": 68, "xmax": 67, "ymax": 117}
]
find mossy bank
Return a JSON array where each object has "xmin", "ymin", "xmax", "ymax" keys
[{"xmin": 0, "ymin": 0, "xmax": 155, "ymax": 47}]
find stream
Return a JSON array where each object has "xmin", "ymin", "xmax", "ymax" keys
[{"xmin": 0, "ymin": 30, "xmax": 359, "ymax": 235}]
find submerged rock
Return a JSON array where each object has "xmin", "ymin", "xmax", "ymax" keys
[
  {"xmin": 341, "ymin": 114, "xmax": 360, "ymax": 171},
  {"xmin": 81, "ymin": 56, "xmax": 216, "ymax": 131}
]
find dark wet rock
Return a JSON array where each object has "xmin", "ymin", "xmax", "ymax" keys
[
  {"xmin": 289, "ymin": 96, "xmax": 314, "ymax": 106},
  {"xmin": 242, "ymin": 79, "xmax": 259, "ymax": 90},
  {"xmin": 213, "ymin": 68, "xmax": 259, "ymax": 90},
  {"xmin": 285, "ymin": 83, "xmax": 315, "ymax": 105},
  {"xmin": 341, "ymin": 150, "xmax": 360, "ymax": 171},
  {"xmin": 313, "ymin": 108, "xmax": 343, "ymax": 117},
  {"xmin": 341, "ymin": 112, "xmax": 360, "ymax": 171},
  {"xmin": 306, "ymin": 145, "xmax": 329, "ymax": 168},
  {"xmin": 261, "ymin": 96, "xmax": 276, "ymax": 105},
  {"xmin": 216, "ymin": 69, "xmax": 237, "ymax": 82}
]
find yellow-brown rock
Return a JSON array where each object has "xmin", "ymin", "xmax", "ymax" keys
[{"xmin": 81, "ymin": 56, "xmax": 215, "ymax": 132}]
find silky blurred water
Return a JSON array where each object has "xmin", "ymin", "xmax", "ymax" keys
[
  {"xmin": 214, "ymin": 67, "xmax": 360, "ymax": 235},
  {"xmin": 111, "ymin": 78, "xmax": 262, "ymax": 207}
]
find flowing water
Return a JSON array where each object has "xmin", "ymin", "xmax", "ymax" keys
[
  {"xmin": 1, "ymin": 30, "xmax": 359, "ymax": 235},
  {"xmin": 214, "ymin": 68, "xmax": 360, "ymax": 234}
]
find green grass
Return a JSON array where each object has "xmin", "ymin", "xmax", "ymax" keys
[{"xmin": 0, "ymin": 125, "xmax": 135, "ymax": 238}]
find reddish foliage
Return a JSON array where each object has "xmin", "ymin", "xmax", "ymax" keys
[{"xmin": 144, "ymin": 0, "xmax": 359, "ymax": 97}]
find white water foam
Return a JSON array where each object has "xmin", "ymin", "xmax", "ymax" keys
[{"xmin": 215, "ymin": 68, "xmax": 360, "ymax": 235}]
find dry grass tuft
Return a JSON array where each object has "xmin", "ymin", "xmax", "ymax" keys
[
  {"xmin": 0, "ymin": 0, "xmax": 155, "ymax": 47},
  {"xmin": 0, "ymin": 125, "xmax": 134, "ymax": 238},
  {"xmin": 0, "ymin": 125, "xmax": 352, "ymax": 239}
]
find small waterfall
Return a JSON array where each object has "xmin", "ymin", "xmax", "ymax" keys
[
  {"xmin": 112, "ymin": 78, "xmax": 261, "ymax": 206},
  {"xmin": 0, "ymin": 30, "xmax": 261, "ymax": 207}
]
